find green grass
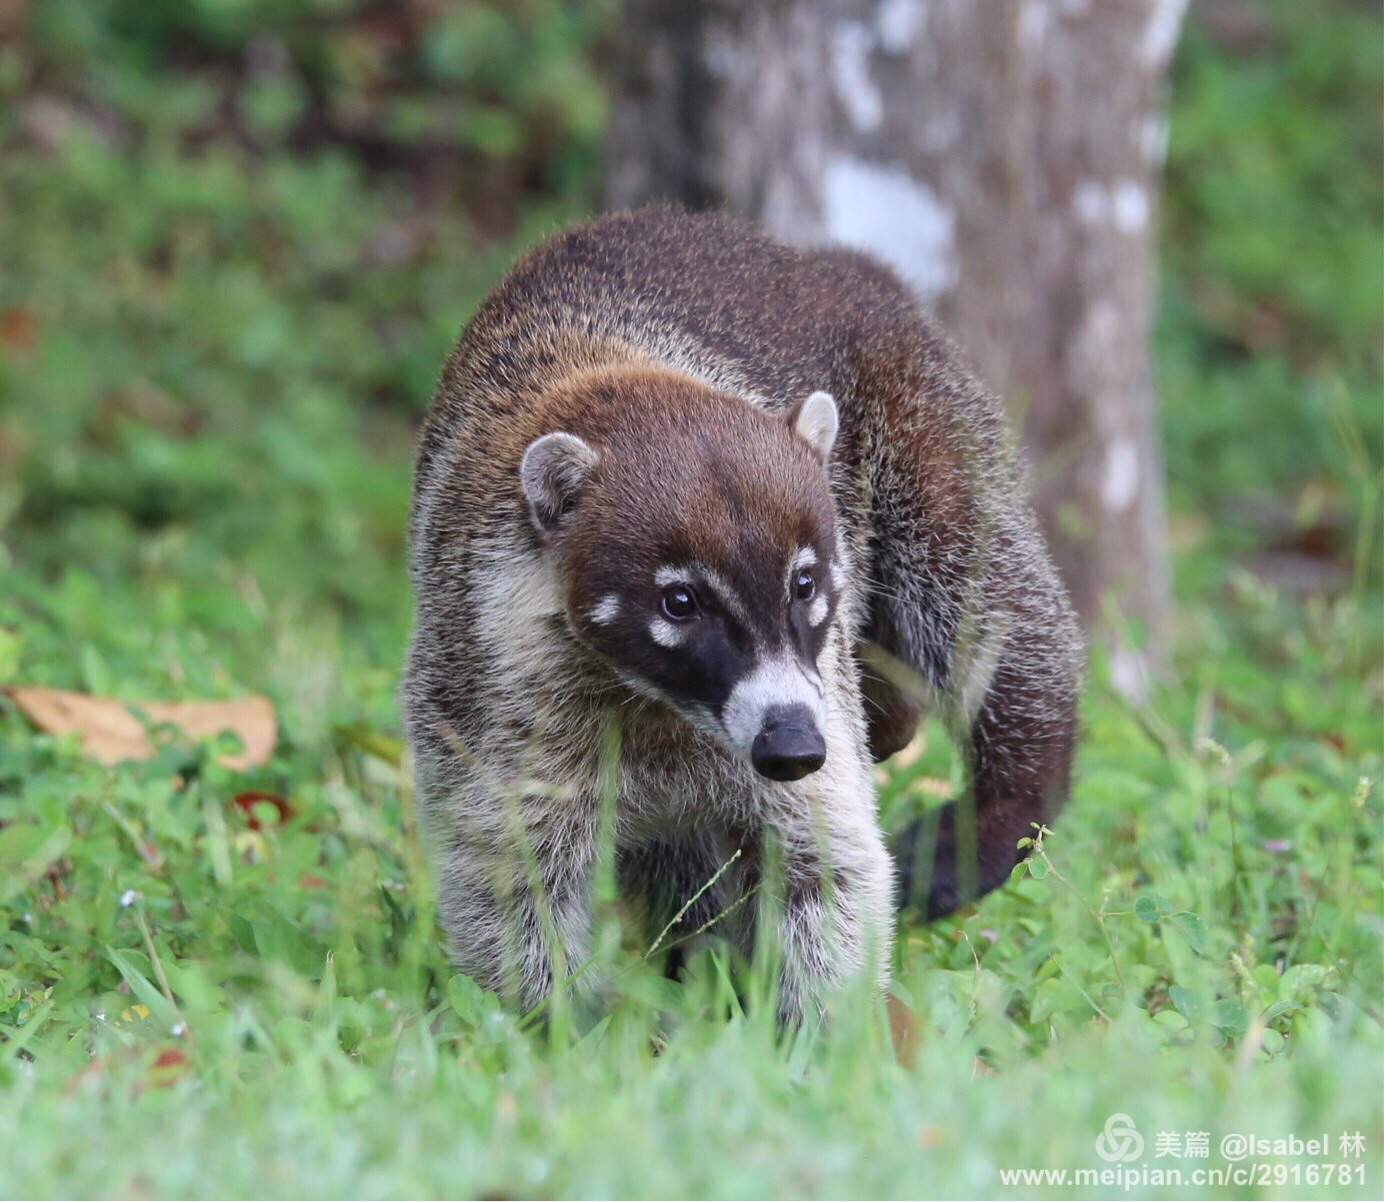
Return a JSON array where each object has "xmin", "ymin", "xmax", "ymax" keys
[{"xmin": 1, "ymin": 1, "xmax": 1381, "ymax": 1197}]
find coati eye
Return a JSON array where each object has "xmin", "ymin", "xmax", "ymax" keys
[
  {"xmin": 661, "ymin": 584, "xmax": 698, "ymax": 621},
  {"xmin": 794, "ymin": 570, "xmax": 816, "ymax": 602}
]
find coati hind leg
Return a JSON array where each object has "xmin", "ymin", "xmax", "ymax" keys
[
  {"xmin": 854, "ymin": 356, "xmax": 1084, "ymax": 921},
  {"xmin": 857, "ymin": 644, "xmax": 926, "ymax": 763}
]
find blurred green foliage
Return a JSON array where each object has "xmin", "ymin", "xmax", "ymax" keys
[
  {"xmin": 1160, "ymin": 0, "xmax": 1382, "ymax": 526},
  {"xmin": 25, "ymin": 0, "xmax": 607, "ymax": 185},
  {"xmin": 0, "ymin": 0, "xmax": 612, "ymax": 702},
  {"xmin": 0, "ymin": 1, "xmax": 1380, "ymax": 1196}
]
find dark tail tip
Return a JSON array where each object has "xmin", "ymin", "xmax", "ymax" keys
[{"xmin": 891, "ymin": 797, "xmax": 1051, "ymax": 921}]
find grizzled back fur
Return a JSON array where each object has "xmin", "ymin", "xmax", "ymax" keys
[{"xmin": 404, "ymin": 207, "xmax": 1083, "ymax": 1017}]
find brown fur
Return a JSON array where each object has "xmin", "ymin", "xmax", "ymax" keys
[{"xmin": 403, "ymin": 207, "xmax": 1083, "ymax": 1015}]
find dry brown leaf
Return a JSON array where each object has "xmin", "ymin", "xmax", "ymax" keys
[
  {"xmin": 4, "ymin": 685, "xmax": 276, "ymax": 771},
  {"xmin": 0, "ymin": 305, "xmax": 36, "ymax": 354},
  {"xmin": 887, "ymin": 992, "xmax": 921, "ymax": 1069},
  {"xmin": 232, "ymin": 789, "xmax": 294, "ymax": 829}
]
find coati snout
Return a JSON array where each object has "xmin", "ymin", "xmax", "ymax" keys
[
  {"xmin": 750, "ymin": 705, "xmax": 826, "ymax": 781},
  {"xmin": 518, "ymin": 370, "xmax": 841, "ymax": 780}
]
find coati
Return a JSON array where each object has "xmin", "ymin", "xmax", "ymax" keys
[{"xmin": 403, "ymin": 207, "xmax": 1083, "ymax": 1018}]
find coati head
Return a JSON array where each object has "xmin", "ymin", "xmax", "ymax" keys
[{"xmin": 519, "ymin": 367, "xmax": 841, "ymax": 782}]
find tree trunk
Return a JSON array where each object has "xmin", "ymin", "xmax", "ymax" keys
[{"xmin": 605, "ymin": 0, "xmax": 1184, "ymax": 678}]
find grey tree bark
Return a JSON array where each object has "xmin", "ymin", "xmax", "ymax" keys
[{"xmin": 605, "ymin": 0, "xmax": 1186, "ymax": 679}]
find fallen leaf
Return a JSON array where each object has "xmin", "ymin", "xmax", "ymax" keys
[
  {"xmin": 0, "ymin": 305, "xmax": 36, "ymax": 354},
  {"xmin": 65, "ymin": 1045, "xmax": 190, "ymax": 1097},
  {"xmin": 4, "ymin": 686, "xmax": 276, "ymax": 770},
  {"xmin": 0, "ymin": 0, "xmax": 25, "ymax": 45},
  {"xmin": 146, "ymin": 1047, "xmax": 191, "ymax": 1089},
  {"xmin": 892, "ymin": 730, "xmax": 927, "ymax": 769},
  {"xmin": 887, "ymin": 992, "xmax": 920, "ymax": 1069},
  {"xmin": 232, "ymin": 789, "xmax": 294, "ymax": 829}
]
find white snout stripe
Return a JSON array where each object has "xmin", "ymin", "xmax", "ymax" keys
[{"xmin": 721, "ymin": 654, "xmax": 826, "ymax": 756}]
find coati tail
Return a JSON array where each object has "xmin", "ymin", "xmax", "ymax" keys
[
  {"xmin": 847, "ymin": 328, "xmax": 1084, "ymax": 922},
  {"xmin": 868, "ymin": 568, "xmax": 1081, "ymax": 920}
]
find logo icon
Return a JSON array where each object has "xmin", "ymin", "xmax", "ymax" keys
[{"xmin": 1096, "ymin": 1113, "xmax": 1145, "ymax": 1163}]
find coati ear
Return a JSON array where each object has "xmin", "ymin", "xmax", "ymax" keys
[
  {"xmin": 519, "ymin": 432, "xmax": 599, "ymax": 534},
  {"xmin": 788, "ymin": 390, "xmax": 839, "ymax": 463}
]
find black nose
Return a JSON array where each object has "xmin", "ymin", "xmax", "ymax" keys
[{"xmin": 751, "ymin": 706, "xmax": 826, "ymax": 781}]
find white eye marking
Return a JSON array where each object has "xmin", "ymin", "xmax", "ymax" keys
[
  {"xmin": 654, "ymin": 565, "xmax": 691, "ymax": 588},
  {"xmin": 589, "ymin": 594, "xmax": 621, "ymax": 625},
  {"xmin": 789, "ymin": 546, "xmax": 823, "ymax": 604},
  {"xmin": 721, "ymin": 654, "xmax": 826, "ymax": 755},
  {"xmin": 808, "ymin": 594, "xmax": 829, "ymax": 627},
  {"xmin": 654, "ymin": 563, "xmax": 750, "ymax": 626},
  {"xmin": 701, "ymin": 568, "xmax": 751, "ymax": 625},
  {"xmin": 649, "ymin": 617, "xmax": 685, "ymax": 648}
]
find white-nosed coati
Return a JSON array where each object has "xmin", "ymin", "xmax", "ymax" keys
[{"xmin": 403, "ymin": 207, "xmax": 1083, "ymax": 1019}]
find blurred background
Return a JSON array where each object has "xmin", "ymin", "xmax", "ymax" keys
[
  {"xmin": 0, "ymin": 7, "xmax": 1379, "ymax": 1192},
  {"xmin": 0, "ymin": 0, "xmax": 1377, "ymax": 724}
]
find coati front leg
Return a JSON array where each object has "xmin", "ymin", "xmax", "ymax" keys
[
  {"xmin": 760, "ymin": 725, "xmax": 896, "ymax": 1021},
  {"xmin": 437, "ymin": 794, "xmax": 599, "ymax": 1013}
]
